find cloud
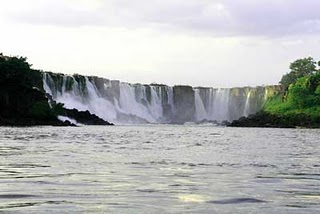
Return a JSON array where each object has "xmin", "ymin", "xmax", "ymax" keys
[
  {"xmin": 3, "ymin": 0, "xmax": 320, "ymax": 36},
  {"xmin": 224, "ymin": 0, "xmax": 320, "ymax": 36},
  {"xmin": 2, "ymin": 0, "xmax": 107, "ymax": 27}
]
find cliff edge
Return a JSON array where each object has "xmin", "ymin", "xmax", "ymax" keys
[{"xmin": 0, "ymin": 54, "xmax": 113, "ymax": 126}]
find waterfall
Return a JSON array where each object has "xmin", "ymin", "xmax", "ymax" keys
[
  {"xmin": 149, "ymin": 86, "xmax": 163, "ymax": 120},
  {"xmin": 43, "ymin": 73, "xmax": 54, "ymax": 96},
  {"xmin": 264, "ymin": 87, "xmax": 269, "ymax": 101},
  {"xmin": 167, "ymin": 87, "xmax": 175, "ymax": 114},
  {"xmin": 204, "ymin": 88, "xmax": 230, "ymax": 122},
  {"xmin": 243, "ymin": 90, "xmax": 252, "ymax": 117},
  {"xmin": 83, "ymin": 77, "xmax": 118, "ymax": 121},
  {"xmin": 194, "ymin": 89, "xmax": 207, "ymax": 121},
  {"xmin": 43, "ymin": 72, "xmax": 278, "ymax": 124},
  {"xmin": 118, "ymin": 83, "xmax": 157, "ymax": 123},
  {"xmin": 43, "ymin": 74, "xmax": 117, "ymax": 122}
]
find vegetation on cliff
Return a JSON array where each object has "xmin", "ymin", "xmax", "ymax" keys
[
  {"xmin": 230, "ymin": 57, "xmax": 320, "ymax": 128},
  {"xmin": 0, "ymin": 54, "xmax": 56, "ymax": 125},
  {"xmin": 0, "ymin": 54, "xmax": 112, "ymax": 126}
]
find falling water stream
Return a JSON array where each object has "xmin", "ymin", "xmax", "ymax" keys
[{"xmin": 43, "ymin": 73, "xmax": 278, "ymax": 124}]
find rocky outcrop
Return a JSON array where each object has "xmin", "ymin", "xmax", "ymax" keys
[
  {"xmin": 63, "ymin": 108, "xmax": 113, "ymax": 125},
  {"xmin": 229, "ymin": 111, "xmax": 320, "ymax": 128},
  {"xmin": 173, "ymin": 85, "xmax": 195, "ymax": 123}
]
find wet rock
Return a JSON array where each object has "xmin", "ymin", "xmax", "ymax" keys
[
  {"xmin": 63, "ymin": 109, "xmax": 113, "ymax": 126},
  {"xmin": 173, "ymin": 85, "xmax": 195, "ymax": 123}
]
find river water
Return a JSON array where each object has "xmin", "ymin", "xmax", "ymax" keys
[{"xmin": 0, "ymin": 125, "xmax": 319, "ymax": 213}]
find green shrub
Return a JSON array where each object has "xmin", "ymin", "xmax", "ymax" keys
[{"xmin": 264, "ymin": 70, "xmax": 320, "ymax": 118}]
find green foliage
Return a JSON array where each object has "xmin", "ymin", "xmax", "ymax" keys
[
  {"xmin": 290, "ymin": 57, "xmax": 317, "ymax": 75},
  {"xmin": 29, "ymin": 100, "xmax": 67, "ymax": 120},
  {"xmin": 265, "ymin": 71, "xmax": 320, "ymax": 118},
  {"xmin": 28, "ymin": 101, "xmax": 55, "ymax": 120},
  {"xmin": 309, "ymin": 71, "xmax": 320, "ymax": 91},
  {"xmin": 52, "ymin": 102, "xmax": 65, "ymax": 116},
  {"xmin": 264, "ymin": 94, "xmax": 293, "ymax": 114},
  {"xmin": 315, "ymin": 85, "xmax": 320, "ymax": 95},
  {"xmin": 280, "ymin": 57, "xmax": 317, "ymax": 90},
  {"xmin": 0, "ymin": 53, "xmax": 42, "ymax": 89},
  {"xmin": 286, "ymin": 74, "xmax": 320, "ymax": 108},
  {"xmin": 29, "ymin": 101, "xmax": 68, "ymax": 121}
]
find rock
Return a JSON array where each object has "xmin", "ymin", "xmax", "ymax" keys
[
  {"xmin": 63, "ymin": 108, "xmax": 114, "ymax": 125},
  {"xmin": 228, "ymin": 111, "xmax": 320, "ymax": 128},
  {"xmin": 173, "ymin": 85, "xmax": 195, "ymax": 123}
]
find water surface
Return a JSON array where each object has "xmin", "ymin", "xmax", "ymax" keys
[{"xmin": 0, "ymin": 125, "xmax": 319, "ymax": 213}]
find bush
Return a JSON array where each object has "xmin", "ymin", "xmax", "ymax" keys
[
  {"xmin": 28, "ymin": 101, "xmax": 55, "ymax": 120},
  {"xmin": 265, "ymin": 71, "xmax": 320, "ymax": 117}
]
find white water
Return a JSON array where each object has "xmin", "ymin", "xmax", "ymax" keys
[
  {"xmin": 195, "ymin": 88, "xmax": 231, "ymax": 122},
  {"xmin": 211, "ymin": 89, "xmax": 230, "ymax": 122},
  {"xmin": 57, "ymin": 115, "xmax": 79, "ymax": 125},
  {"xmin": 194, "ymin": 89, "xmax": 207, "ymax": 121},
  {"xmin": 243, "ymin": 90, "xmax": 252, "ymax": 117},
  {"xmin": 118, "ymin": 83, "xmax": 156, "ymax": 123},
  {"xmin": 43, "ymin": 74, "xmax": 173, "ymax": 124},
  {"xmin": 43, "ymin": 73, "xmax": 272, "ymax": 124}
]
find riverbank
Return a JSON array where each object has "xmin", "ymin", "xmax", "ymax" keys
[{"xmin": 228, "ymin": 111, "xmax": 320, "ymax": 128}]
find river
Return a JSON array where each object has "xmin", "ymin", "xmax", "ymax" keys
[{"xmin": 0, "ymin": 125, "xmax": 319, "ymax": 213}]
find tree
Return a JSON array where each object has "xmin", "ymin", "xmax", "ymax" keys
[
  {"xmin": 280, "ymin": 57, "xmax": 317, "ymax": 90},
  {"xmin": 0, "ymin": 54, "xmax": 31, "ymax": 85},
  {"xmin": 0, "ymin": 54, "xmax": 43, "ymax": 89}
]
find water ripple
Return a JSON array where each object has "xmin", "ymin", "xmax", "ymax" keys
[
  {"xmin": 207, "ymin": 198, "xmax": 267, "ymax": 204},
  {"xmin": 0, "ymin": 126, "xmax": 319, "ymax": 213}
]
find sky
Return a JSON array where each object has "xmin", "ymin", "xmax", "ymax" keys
[{"xmin": 0, "ymin": 0, "xmax": 320, "ymax": 87}]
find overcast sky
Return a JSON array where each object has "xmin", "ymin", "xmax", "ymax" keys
[{"xmin": 1, "ymin": 0, "xmax": 320, "ymax": 87}]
